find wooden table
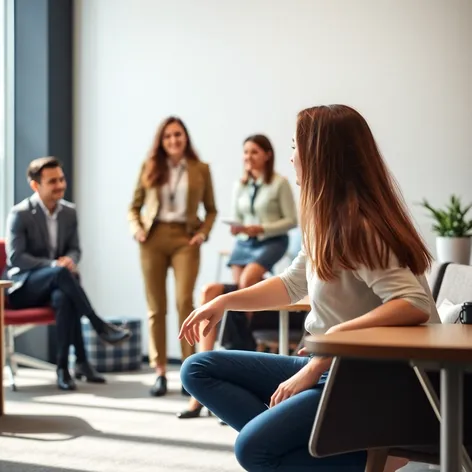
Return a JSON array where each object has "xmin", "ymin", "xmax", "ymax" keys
[
  {"xmin": 0, "ymin": 280, "xmax": 12, "ymax": 416},
  {"xmin": 267, "ymin": 296, "xmax": 310, "ymax": 355},
  {"xmin": 305, "ymin": 325, "xmax": 472, "ymax": 472}
]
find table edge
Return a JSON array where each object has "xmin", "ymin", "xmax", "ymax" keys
[
  {"xmin": 256, "ymin": 303, "xmax": 311, "ymax": 312},
  {"xmin": 304, "ymin": 337, "xmax": 472, "ymax": 363}
]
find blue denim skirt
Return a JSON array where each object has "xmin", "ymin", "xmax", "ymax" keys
[{"xmin": 227, "ymin": 234, "xmax": 289, "ymax": 272}]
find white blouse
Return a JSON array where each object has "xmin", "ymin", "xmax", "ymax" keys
[
  {"xmin": 279, "ymin": 247, "xmax": 441, "ymax": 335},
  {"xmin": 157, "ymin": 159, "xmax": 188, "ymax": 223}
]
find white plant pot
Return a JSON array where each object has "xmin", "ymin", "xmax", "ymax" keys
[{"xmin": 436, "ymin": 236, "xmax": 471, "ymax": 264}]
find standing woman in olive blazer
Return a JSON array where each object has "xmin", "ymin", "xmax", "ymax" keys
[{"xmin": 128, "ymin": 117, "xmax": 217, "ymax": 397}]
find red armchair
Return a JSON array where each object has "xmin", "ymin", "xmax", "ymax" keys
[{"xmin": 0, "ymin": 239, "xmax": 56, "ymax": 391}]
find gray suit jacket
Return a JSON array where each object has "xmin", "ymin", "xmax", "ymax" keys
[{"xmin": 4, "ymin": 195, "xmax": 82, "ymax": 293}]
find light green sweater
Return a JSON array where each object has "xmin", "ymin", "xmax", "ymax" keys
[{"xmin": 232, "ymin": 173, "xmax": 298, "ymax": 241}]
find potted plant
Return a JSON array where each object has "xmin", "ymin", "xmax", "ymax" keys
[{"xmin": 420, "ymin": 194, "xmax": 472, "ymax": 264}]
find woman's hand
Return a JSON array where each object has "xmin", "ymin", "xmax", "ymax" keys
[
  {"xmin": 244, "ymin": 225, "xmax": 264, "ymax": 237},
  {"xmin": 189, "ymin": 232, "xmax": 205, "ymax": 246},
  {"xmin": 230, "ymin": 224, "xmax": 245, "ymax": 235},
  {"xmin": 270, "ymin": 366, "xmax": 321, "ymax": 408},
  {"xmin": 297, "ymin": 347, "xmax": 309, "ymax": 356},
  {"xmin": 325, "ymin": 324, "xmax": 344, "ymax": 335},
  {"xmin": 178, "ymin": 296, "xmax": 227, "ymax": 346},
  {"xmin": 134, "ymin": 229, "xmax": 147, "ymax": 243}
]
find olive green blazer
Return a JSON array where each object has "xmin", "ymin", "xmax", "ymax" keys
[{"xmin": 128, "ymin": 159, "xmax": 217, "ymax": 239}]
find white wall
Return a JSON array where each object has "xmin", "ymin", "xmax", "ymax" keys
[{"xmin": 74, "ymin": 0, "xmax": 472, "ymax": 359}]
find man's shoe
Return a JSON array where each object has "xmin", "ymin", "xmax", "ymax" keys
[
  {"xmin": 57, "ymin": 367, "xmax": 77, "ymax": 391},
  {"xmin": 98, "ymin": 323, "xmax": 131, "ymax": 345},
  {"xmin": 150, "ymin": 376, "xmax": 167, "ymax": 397},
  {"xmin": 75, "ymin": 361, "xmax": 106, "ymax": 383}
]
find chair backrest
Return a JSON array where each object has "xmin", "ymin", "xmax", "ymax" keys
[
  {"xmin": 310, "ymin": 357, "xmax": 472, "ymax": 457},
  {"xmin": 309, "ymin": 357, "xmax": 441, "ymax": 457},
  {"xmin": 425, "ymin": 260, "xmax": 441, "ymax": 290},
  {"xmin": 435, "ymin": 263, "xmax": 472, "ymax": 307},
  {"xmin": 425, "ymin": 260, "xmax": 451, "ymax": 302},
  {"xmin": 0, "ymin": 239, "xmax": 6, "ymax": 275}
]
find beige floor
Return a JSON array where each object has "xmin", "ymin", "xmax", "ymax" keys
[
  {"xmin": 0, "ymin": 366, "xmax": 433, "ymax": 472},
  {"xmin": 0, "ymin": 366, "xmax": 239, "ymax": 472}
]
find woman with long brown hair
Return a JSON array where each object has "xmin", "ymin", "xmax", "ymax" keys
[
  {"xmin": 178, "ymin": 105, "xmax": 440, "ymax": 470},
  {"xmin": 128, "ymin": 116, "xmax": 217, "ymax": 397}
]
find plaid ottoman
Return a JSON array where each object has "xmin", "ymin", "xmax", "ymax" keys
[{"xmin": 81, "ymin": 317, "xmax": 142, "ymax": 372}]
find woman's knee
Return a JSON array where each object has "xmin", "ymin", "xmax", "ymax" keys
[
  {"xmin": 180, "ymin": 350, "xmax": 228, "ymax": 386},
  {"xmin": 239, "ymin": 266, "xmax": 265, "ymax": 289},
  {"xmin": 234, "ymin": 428, "xmax": 252, "ymax": 470},
  {"xmin": 180, "ymin": 351, "xmax": 212, "ymax": 389},
  {"xmin": 200, "ymin": 283, "xmax": 224, "ymax": 304},
  {"xmin": 235, "ymin": 424, "xmax": 266, "ymax": 472}
]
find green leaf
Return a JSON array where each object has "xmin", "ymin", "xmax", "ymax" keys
[{"xmin": 418, "ymin": 195, "xmax": 472, "ymax": 237}]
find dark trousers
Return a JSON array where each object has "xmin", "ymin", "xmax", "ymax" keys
[{"xmin": 8, "ymin": 266, "xmax": 105, "ymax": 368}]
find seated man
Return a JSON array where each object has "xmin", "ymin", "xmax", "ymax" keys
[{"xmin": 4, "ymin": 156, "xmax": 131, "ymax": 391}]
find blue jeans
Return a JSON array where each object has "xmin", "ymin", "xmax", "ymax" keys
[{"xmin": 180, "ymin": 350, "xmax": 367, "ymax": 471}]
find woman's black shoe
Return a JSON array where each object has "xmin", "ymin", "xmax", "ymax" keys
[
  {"xmin": 150, "ymin": 375, "xmax": 167, "ymax": 396},
  {"xmin": 176, "ymin": 405, "xmax": 204, "ymax": 419},
  {"xmin": 75, "ymin": 362, "xmax": 106, "ymax": 383},
  {"xmin": 57, "ymin": 367, "xmax": 77, "ymax": 391}
]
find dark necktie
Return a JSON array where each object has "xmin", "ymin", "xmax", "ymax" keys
[{"xmin": 250, "ymin": 182, "xmax": 260, "ymax": 216}]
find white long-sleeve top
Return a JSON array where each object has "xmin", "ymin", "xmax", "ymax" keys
[{"xmin": 278, "ymin": 247, "xmax": 440, "ymax": 335}]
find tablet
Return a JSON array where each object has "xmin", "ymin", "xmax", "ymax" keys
[{"xmin": 220, "ymin": 218, "xmax": 242, "ymax": 226}]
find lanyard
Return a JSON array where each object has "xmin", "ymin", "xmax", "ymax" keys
[{"xmin": 168, "ymin": 164, "xmax": 185, "ymax": 208}]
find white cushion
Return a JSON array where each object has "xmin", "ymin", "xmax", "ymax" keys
[{"xmin": 437, "ymin": 298, "xmax": 462, "ymax": 324}]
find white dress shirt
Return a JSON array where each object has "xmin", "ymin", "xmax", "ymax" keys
[
  {"xmin": 157, "ymin": 159, "xmax": 188, "ymax": 223},
  {"xmin": 34, "ymin": 193, "xmax": 62, "ymax": 259}
]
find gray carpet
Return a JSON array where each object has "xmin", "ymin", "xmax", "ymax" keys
[{"xmin": 0, "ymin": 366, "xmax": 433, "ymax": 472}]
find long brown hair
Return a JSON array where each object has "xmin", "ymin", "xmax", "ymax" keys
[
  {"xmin": 296, "ymin": 104, "xmax": 432, "ymax": 281},
  {"xmin": 241, "ymin": 134, "xmax": 275, "ymax": 185},
  {"xmin": 141, "ymin": 117, "xmax": 199, "ymax": 188}
]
